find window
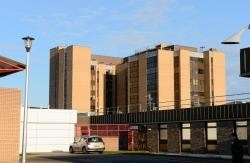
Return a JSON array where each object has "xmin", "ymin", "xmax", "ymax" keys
[
  {"xmin": 159, "ymin": 124, "xmax": 168, "ymax": 152},
  {"xmin": 236, "ymin": 121, "xmax": 247, "ymax": 140},
  {"xmin": 91, "ymin": 65, "xmax": 95, "ymax": 70},
  {"xmin": 182, "ymin": 123, "xmax": 191, "ymax": 152},
  {"xmin": 236, "ymin": 121, "xmax": 248, "ymax": 154},
  {"xmin": 198, "ymin": 68, "xmax": 204, "ymax": 74},
  {"xmin": 207, "ymin": 122, "xmax": 217, "ymax": 153}
]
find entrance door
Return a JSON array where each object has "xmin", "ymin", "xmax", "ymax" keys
[{"xmin": 119, "ymin": 131, "xmax": 128, "ymax": 150}]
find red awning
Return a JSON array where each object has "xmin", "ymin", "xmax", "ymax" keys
[{"xmin": 0, "ymin": 56, "xmax": 25, "ymax": 77}]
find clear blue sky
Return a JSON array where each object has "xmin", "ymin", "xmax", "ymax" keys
[{"xmin": 0, "ymin": 0, "xmax": 249, "ymax": 107}]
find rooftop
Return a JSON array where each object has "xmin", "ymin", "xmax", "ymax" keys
[{"xmin": 0, "ymin": 56, "xmax": 25, "ymax": 78}]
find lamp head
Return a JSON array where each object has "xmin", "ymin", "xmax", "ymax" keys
[
  {"xmin": 221, "ymin": 25, "xmax": 250, "ymax": 44},
  {"xmin": 22, "ymin": 36, "xmax": 35, "ymax": 52}
]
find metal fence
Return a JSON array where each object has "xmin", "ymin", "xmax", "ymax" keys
[{"xmin": 91, "ymin": 103, "xmax": 250, "ymax": 124}]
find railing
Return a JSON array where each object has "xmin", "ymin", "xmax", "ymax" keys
[{"xmin": 90, "ymin": 103, "xmax": 250, "ymax": 124}]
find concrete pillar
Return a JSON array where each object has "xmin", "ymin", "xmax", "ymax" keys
[
  {"xmin": 146, "ymin": 124, "xmax": 159, "ymax": 152},
  {"xmin": 190, "ymin": 122, "xmax": 206, "ymax": 153},
  {"xmin": 132, "ymin": 130, "xmax": 139, "ymax": 150},
  {"xmin": 167, "ymin": 123, "xmax": 181, "ymax": 153},
  {"xmin": 217, "ymin": 121, "xmax": 234, "ymax": 155},
  {"xmin": 128, "ymin": 130, "xmax": 139, "ymax": 151}
]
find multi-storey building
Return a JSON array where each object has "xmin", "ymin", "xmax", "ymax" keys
[
  {"xmin": 117, "ymin": 44, "xmax": 226, "ymax": 113},
  {"xmin": 49, "ymin": 45, "xmax": 122, "ymax": 114},
  {"xmin": 49, "ymin": 44, "xmax": 226, "ymax": 114}
]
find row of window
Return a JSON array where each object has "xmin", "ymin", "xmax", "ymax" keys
[
  {"xmin": 147, "ymin": 56, "xmax": 157, "ymax": 69},
  {"xmin": 160, "ymin": 122, "xmax": 248, "ymax": 141},
  {"xmin": 159, "ymin": 121, "xmax": 247, "ymax": 153}
]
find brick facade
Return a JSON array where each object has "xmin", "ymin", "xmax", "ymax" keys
[
  {"xmin": 0, "ymin": 88, "xmax": 21, "ymax": 163},
  {"xmin": 167, "ymin": 123, "xmax": 181, "ymax": 153},
  {"xmin": 102, "ymin": 137, "xmax": 119, "ymax": 151},
  {"xmin": 217, "ymin": 121, "xmax": 234, "ymax": 155},
  {"xmin": 190, "ymin": 122, "xmax": 206, "ymax": 153},
  {"xmin": 146, "ymin": 125, "xmax": 159, "ymax": 152}
]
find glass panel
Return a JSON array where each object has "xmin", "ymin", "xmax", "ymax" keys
[
  {"xmin": 88, "ymin": 137, "xmax": 103, "ymax": 142},
  {"xmin": 160, "ymin": 129, "xmax": 168, "ymax": 140},
  {"xmin": 182, "ymin": 128, "xmax": 190, "ymax": 140},
  {"xmin": 207, "ymin": 122, "xmax": 217, "ymax": 127},
  {"xmin": 182, "ymin": 123, "xmax": 190, "ymax": 128},
  {"xmin": 207, "ymin": 128, "xmax": 217, "ymax": 140},
  {"xmin": 237, "ymin": 127, "xmax": 247, "ymax": 140},
  {"xmin": 160, "ymin": 124, "xmax": 168, "ymax": 128},
  {"xmin": 236, "ymin": 121, "xmax": 247, "ymax": 126}
]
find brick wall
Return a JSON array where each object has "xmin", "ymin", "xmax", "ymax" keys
[
  {"xmin": 102, "ymin": 137, "xmax": 119, "ymax": 151},
  {"xmin": 217, "ymin": 121, "xmax": 234, "ymax": 155},
  {"xmin": 146, "ymin": 125, "xmax": 159, "ymax": 152},
  {"xmin": 191, "ymin": 122, "xmax": 206, "ymax": 153},
  {"xmin": 167, "ymin": 123, "xmax": 181, "ymax": 153},
  {"xmin": 0, "ymin": 88, "xmax": 21, "ymax": 163}
]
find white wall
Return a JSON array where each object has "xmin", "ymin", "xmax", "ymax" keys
[{"xmin": 20, "ymin": 108, "xmax": 77, "ymax": 153}]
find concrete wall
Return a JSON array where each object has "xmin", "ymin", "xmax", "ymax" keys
[
  {"xmin": 157, "ymin": 50, "xmax": 174, "ymax": 110},
  {"xmin": 204, "ymin": 50, "xmax": 226, "ymax": 106},
  {"xmin": 179, "ymin": 50, "xmax": 191, "ymax": 108},
  {"xmin": 69, "ymin": 46, "xmax": 91, "ymax": 112},
  {"xmin": 19, "ymin": 108, "xmax": 77, "ymax": 153},
  {"xmin": 0, "ymin": 88, "xmax": 21, "ymax": 163}
]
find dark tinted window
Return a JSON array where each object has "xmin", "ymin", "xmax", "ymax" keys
[{"xmin": 88, "ymin": 137, "xmax": 103, "ymax": 142}]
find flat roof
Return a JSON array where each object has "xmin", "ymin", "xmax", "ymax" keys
[
  {"xmin": 92, "ymin": 54, "xmax": 122, "ymax": 65},
  {"xmin": 0, "ymin": 56, "xmax": 25, "ymax": 77}
]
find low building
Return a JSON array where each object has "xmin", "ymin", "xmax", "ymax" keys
[
  {"xmin": 0, "ymin": 56, "xmax": 25, "ymax": 163},
  {"xmin": 19, "ymin": 108, "xmax": 77, "ymax": 152}
]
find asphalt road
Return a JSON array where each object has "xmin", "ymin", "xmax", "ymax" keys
[
  {"xmin": 22, "ymin": 152, "xmax": 250, "ymax": 163},
  {"xmin": 21, "ymin": 153, "xmax": 250, "ymax": 163}
]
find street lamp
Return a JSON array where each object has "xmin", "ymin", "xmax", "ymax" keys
[
  {"xmin": 222, "ymin": 24, "xmax": 250, "ymax": 44},
  {"xmin": 222, "ymin": 25, "xmax": 250, "ymax": 77},
  {"xmin": 21, "ymin": 36, "xmax": 34, "ymax": 163}
]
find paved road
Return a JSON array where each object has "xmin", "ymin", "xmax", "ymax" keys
[{"xmin": 23, "ymin": 152, "xmax": 250, "ymax": 163}]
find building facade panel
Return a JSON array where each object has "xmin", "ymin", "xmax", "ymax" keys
[
  {"xmin": 204, "ymin": 49, "xmax": 226, "ymax": 106},
  {"xmin": 0, "ymin": 88, "xmax": 21, "ymax": 163},
  {"xmin": 179, "ymin": 50, "xmax": 191, "ymax": 108},
  {"xmin": 116, "ymin": 63, "xmax": 128, "ymax": 113},
  {"xmin": 138, "ymin": 53, "xmax": 147, "ymax": 112},
  {"xmin": 157, "ymin": 50, "xmax": 174, "ymax": 110},
  {"xmin": 70, "ymin": 46, "xmax": 91, "ymax": 112}
]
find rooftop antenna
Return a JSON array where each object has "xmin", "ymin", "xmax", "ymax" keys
[{"xmin": 200, "ymin": 46, "xmax": 205, "ymax": 52}]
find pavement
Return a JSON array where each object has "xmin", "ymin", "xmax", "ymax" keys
[
  {"xmin": 154, "ymin": 152, "xmax": 250, "ymax": 160},
  {"xmin": 22, "ymin": 152, "xmax": 250, "ymax": 163}
]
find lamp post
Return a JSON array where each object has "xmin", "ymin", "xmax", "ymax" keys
[
  {"xmin": 222, "ymin": 24, "xmax": 250, "ymax": 77},
  {"xmin": 222, "ymin": 24, "xmax": 250, "ymax": 44},
  {"xmin": 21, "ymin": 36, "xmax": 34, "ymax": 163}
]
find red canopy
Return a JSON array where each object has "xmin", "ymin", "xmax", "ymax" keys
[{"xmin": 0, "ymin": 56, "xmax": 25, "ymax": 77}]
